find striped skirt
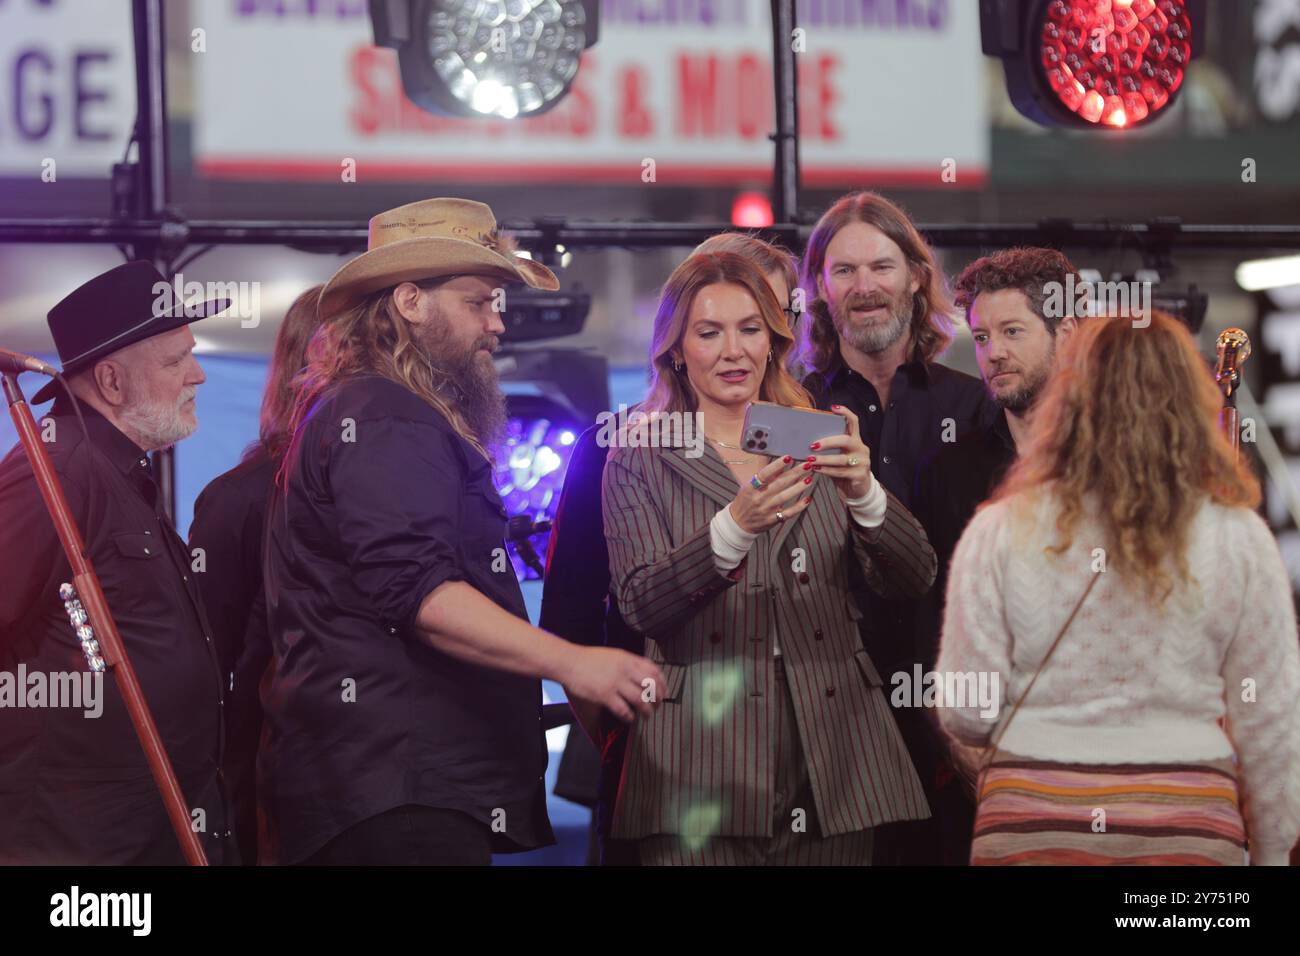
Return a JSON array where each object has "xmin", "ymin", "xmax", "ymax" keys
[{"xmin": 971, "ymin": 754, "xmax": 1247, "ymax": 866}]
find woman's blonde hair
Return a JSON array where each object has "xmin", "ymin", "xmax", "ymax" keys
[
  {"xmin": 642, "ymin": 252, "xmax": 812, "ymax": 414},
  {"xmin": 692, "ymin": 231, "xmax": 799, "ymax": 298},
  {"xmin": 281, "ymin": 278, "xmax": 490, "ymax": 484},
  {"xmin": 989, "ymin": 309, "xmax": 1261, "ymax": 602}
]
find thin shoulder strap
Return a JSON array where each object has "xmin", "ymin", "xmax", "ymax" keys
[{"xmin": 976, "ymin": 571, "xmax": 1102, "ymax": 789}]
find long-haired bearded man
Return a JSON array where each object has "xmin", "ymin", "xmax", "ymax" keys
[{"xmin": 261, "ymin": 199, "xmax": 664, "ymax": 866}]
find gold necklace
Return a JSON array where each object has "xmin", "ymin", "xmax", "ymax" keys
[{"xmin": 706, "ymin": 435, "xmax": 755, "ymax": 465}]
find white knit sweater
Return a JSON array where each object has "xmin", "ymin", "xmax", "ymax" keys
[{"xmin": 937, "ymin": 490, "xmax": 1300, "ymax": 865}]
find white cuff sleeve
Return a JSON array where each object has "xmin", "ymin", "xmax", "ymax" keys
[
  {"xmin": 844, "ymin": 474, "xmax": 887, "ymax": 528},
  {"xmin": 710, "ymin": 504, "xmax": 759, "ymax": 571}
]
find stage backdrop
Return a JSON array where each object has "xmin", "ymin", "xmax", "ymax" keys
[
  {"xmin": 189, "ymin": 0, "xmax": 988, "ymax": 187},
  {"xmin": 0, "ymin": 0, "xmax": 135, "ymax": 178}
]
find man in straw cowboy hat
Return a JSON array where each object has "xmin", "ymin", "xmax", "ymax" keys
[
  {"xmin": 261, "ymin": 198, "xmax": 665, "ymax": 865},
  {"xmin": 0, "ymin": 260, "xmax": 235, "ymax": 863}
]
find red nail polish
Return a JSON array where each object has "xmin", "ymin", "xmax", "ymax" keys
[
  {"xmin": 782, "ymin": 455, "xmax": 792, "ymax": 463},
  {"xmin": 810, "ymin": 442, "xmax": 821, "ymax": 450},
  {"xmin": 803, "ymin": 476, "xmax": 812, "ymax": 484},
  {"xmin": 804, "ymin": 497, "xmax": 813, "ymax": 505},
  {"xmin": 802, "ymin": 462, "xmax": 812, "ymax": 470},
  {"xmin": 807, "ymin": 456, "xmax": 816, "ymax": 462}
]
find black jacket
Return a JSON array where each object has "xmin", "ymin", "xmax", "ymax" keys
[
  {"xmin": 0, "ymin": 402, "xmax": 229, "ymax": 864},
  {"xmin": 540, "ymin": 423, "xmax": 641, "ymax": 861},
  {"xmin": 189, "ymin": 446, "xmax": 276, "ymax": 865},
  {"xmin": 803, "ymin": 357, "xmax": 996, "ymax": 676}
]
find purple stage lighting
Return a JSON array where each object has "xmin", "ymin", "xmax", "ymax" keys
[{"xmin": 496, "ymin": 414, "xmax": 582, "ymax": 580}]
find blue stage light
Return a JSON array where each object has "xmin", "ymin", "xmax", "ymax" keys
[{"xmin": 497, "ymin": 414, "xmax": 582, "ymax": 581}]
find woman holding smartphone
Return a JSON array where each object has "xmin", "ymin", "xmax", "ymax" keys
[
  {"xmin": 602, "ymin": 251, "xmax": 937, "ymax": 865},
  {"xmin": 544, "ymin": 232, "xmax": 806, "ymax": 867}
]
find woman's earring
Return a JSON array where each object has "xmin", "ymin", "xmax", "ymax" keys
[
  {"xmin": 671, "ymin": 358, "xmax": 682, "ymax": 372},
  {"xmin": 767, "ymin": 350, "xmax": 774, "ymax": 364}
]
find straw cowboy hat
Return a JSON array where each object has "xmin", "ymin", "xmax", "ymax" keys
[{"xmin": 318, "ymin": 197, "xmax": 559, "ymax": 316}]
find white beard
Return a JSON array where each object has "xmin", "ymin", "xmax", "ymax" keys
[{"xmin": 119, "ymin": 388, "xmax": 197, "ymax": 450}]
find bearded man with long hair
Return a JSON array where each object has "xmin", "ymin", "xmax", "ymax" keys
[
  {"xmin": 260, "ymin": 199, "xmax": 663, "ymax": 866},
  {"xmin": 797, "ymin": 190, "xmax": 995, "ymax": 865}
]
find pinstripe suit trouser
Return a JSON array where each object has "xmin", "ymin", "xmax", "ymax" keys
[{"xmin": 637, "ymin": 657, "xmax": 875, "ymax": 866}]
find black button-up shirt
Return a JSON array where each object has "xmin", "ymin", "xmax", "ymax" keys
[
  {"xmin": 881, "ymin": 410, "xmax": 1016, "ymax": 806},
  {"xmin": 910, "ymin": 410, "xmax": 1017, "ymax": 668},
  {"xmin": 804, "ymin": 357, "xmax": 995, "ymax": 510},
  {"xmin": 0, "ymin": 401, "xmax": 228, "ymax": 864},
  {"xmin": 804, "ymin": 357, "xmax": 996, "ymax": 676},
  {"xmin": 262, "ymin": 375, "xmax": 553, "ymax": 864}
]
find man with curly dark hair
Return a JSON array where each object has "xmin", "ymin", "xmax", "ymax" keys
[
  {"xmin": 906, "ymin": 246, "xmax": 1082, "ymax": 865},
  {"xmin": 952, "ymin": 246, "xmax": 1082, "ymax": 445}
]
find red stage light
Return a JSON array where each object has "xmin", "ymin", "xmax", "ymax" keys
[
  {"xmin": 1035, "ymin": 0, "xmax": 1190, "ymax": 127},
  {"xmin": 981, "ymin": 0, "xmax": 1202, "ymax": 129},
  {"xmin": 731, "ymin": 192, "xmax": 774, "ymax": 228}
]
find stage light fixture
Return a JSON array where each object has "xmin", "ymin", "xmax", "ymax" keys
[
  {"xmin": 369, "ymin": 0, "xmax": 599, "ymax": 119},
  {"xmin": 980, "ymin": 0, "xmax": 1204, "ymax": 129},
  {"xmin": 496, "ymin": 284, "xmax": 591, "ymax": 342},
  {"xmin": 1075, "ymin": 267, "xmax": 1209, "ymax": 333},
  {"xmin": 498, "ymin": 398, "xmax": 585, "ymax": 580},
  {"xmin": 495, "ymin": 347, "xmax": 609, "ymax": 582}
]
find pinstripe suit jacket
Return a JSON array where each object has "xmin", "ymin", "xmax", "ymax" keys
[{"xmin": 602, "ymin": 441, "xmax": 936, "ymax": 840}]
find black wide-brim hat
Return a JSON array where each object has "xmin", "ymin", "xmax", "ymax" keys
[{"xmin": 33, "ymin": 260, "xmax": 230, "ymax": 404}]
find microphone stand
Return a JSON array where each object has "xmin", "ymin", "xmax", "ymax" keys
[
  {"xmin": 1, "ymin": 371, "xmax": 208, "ymax": 866},
  {"xmin": 1215, "ymin": 328, "xmax": 1251, "ymax": 458},
  {"xmin": 507, "ymin": 514, "xmax": 552, "ymax": 578}
]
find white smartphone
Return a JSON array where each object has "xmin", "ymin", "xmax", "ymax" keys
[{"xmin": 740, "ymin": 401, "xmax": 848, "ymax": 461}]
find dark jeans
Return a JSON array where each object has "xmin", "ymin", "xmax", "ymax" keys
[{"xmin": 301, "ymin": 805, "xmax": 493, "ymax": 866}]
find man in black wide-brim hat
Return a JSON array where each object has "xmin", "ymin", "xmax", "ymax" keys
[{"xmin": 0, "ymin": 260, "xmax": 235, "ymax": 864}]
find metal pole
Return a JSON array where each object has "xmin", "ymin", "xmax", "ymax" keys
[
  {"xmin": 132, "ymin": 0, "xmax": 170, "ymax": 224},
  {"xmin": 5, "ymin": 218, "xmax": 1300, "ymax": 251},
  {"xmin": 130, "ymin": 0, "xmax": 178, "ymax": 522},
  {"xmin": 770, "ymin": 0, "xmax": 801, "ymax": 233}
]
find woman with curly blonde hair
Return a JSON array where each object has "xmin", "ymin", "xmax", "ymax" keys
[{"xmin": 938, "ymin": 310, "xmax": 1300, "ymax": 865}]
